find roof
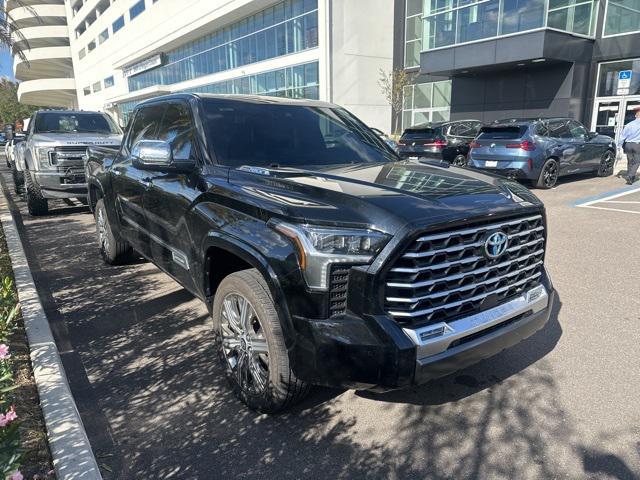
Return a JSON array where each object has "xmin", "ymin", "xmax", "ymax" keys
[
  {"xmin": 35, "ymin": 109, "xmax": 108, "ymax": 115},
  {"xmin": 492, "ymin": 117, "xmax": 571, "ymax": 125},
  {"xmin": 138, "ymin": 93, "xmax": 335, "ymax": 109}
]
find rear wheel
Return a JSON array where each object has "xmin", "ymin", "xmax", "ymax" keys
[
  {"xmin": 535, "ymin": 159, "xmax": 559, "ymax": 189},
  {"xmin": 597, "ymin": 150, "xmax": 615, "ymax": 177},
  {"xmin": 212, "ymin": 269, "xmax": 309, "ymax": 413},
  {"xmin": 452, "ymin": 154, "xmax": 467, "ymax": 167},
  {"xmin": 25, "ymin": 170, "xmax": 48, "ymax": 216},
  {"xmin": 95, "ymin": 198, "xmax": 133, "ymax": 264}
]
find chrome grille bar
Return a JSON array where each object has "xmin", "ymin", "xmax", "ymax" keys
[
  {"xmin": 387, "ymin": 272, "xmax": 542, "ymax": 318},
  {"xmin": 386, "ymin": 261, "xmax": 543, "ymax": 303},
  {"xmin": 387, "ymin": 248, "xmax": 544, "ymax": 287},
  {"xmin": 414, "ymin": 215, "xmax": 542, "ymax": 243}
]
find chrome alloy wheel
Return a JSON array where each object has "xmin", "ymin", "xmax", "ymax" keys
[
  {"xmin": 97, "ymin": 207, "xmax": 110, "ymax": 253},
  {"xmin": 543, "ymin": 161, "xmax": 559, "ymax": 188},
  {"xmin": 220, "ymin": 293, "xmax": 269, "ymax": 394}
]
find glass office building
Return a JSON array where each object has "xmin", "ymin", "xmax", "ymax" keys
[{"xmin": 395, "ymin": 0, "xmax": 640, "ymax": 143}]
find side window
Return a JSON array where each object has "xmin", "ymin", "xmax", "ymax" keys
[
  {"xmin": 547, "ymin": 120, "xmax": 571, "ymax": 139},
  {"xmin": 157, "ymin": 102, "xmax": 194, "ymax": 161},
  {"xmin": 568, "ymin": 120, "xmax": 588, "ymax": 140},
  {"xmin": 125, "ymin": 104, "xmax": 164, "ymax": 151},
  {"xmin": 536, "ymin": 122, "xmax": 549, "ymax": 137}
]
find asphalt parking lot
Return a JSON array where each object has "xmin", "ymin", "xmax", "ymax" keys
[{"xmin": 1, "ymin": 163, "xmax": 639, "ymax": 480}]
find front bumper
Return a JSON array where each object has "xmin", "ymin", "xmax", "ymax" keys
[
  {"xmin": 34, "ymin": 172, "xmax": 87, "ymax": 198},
  {"xmin": 290, "ymin": 273, "xmax": 555, "ymax": 391}
]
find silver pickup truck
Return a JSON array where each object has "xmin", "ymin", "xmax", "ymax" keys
[{"xmin": 15, "ymin": 110, "xmax": 122, "ymax": 216}]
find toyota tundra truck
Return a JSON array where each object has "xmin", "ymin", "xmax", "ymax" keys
[
  {"xmin": 15, "ymin": 110, "xmax": 122, "ymax": 216},
  {"xmin": 86, "ymin": 94, "xmax": 555, "ymax": 413}
]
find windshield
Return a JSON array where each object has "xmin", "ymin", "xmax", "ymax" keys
[
  {"xmin": 34, "ymin": 112, "xmax": 121, "ymax": 135},
  {"xmin": 202, "ymin": 99, "xmax": 397, "ymax": 168}
]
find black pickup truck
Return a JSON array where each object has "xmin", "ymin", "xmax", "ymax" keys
[{"xmin": 86, "ymin": 94, "xmax": 556, "ymax": 413}]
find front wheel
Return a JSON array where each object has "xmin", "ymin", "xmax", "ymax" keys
[
  {"xmin": 95, "ymin": 198, "xmax": 133, "ymax": 265},
  {"xmin": 535, "ymin": 159, "xmax": 559, "ymax": 189},
  {"xmin": 25, "ymin": 170, "xmax": 48, "ymax": 216},
  {"xmin": 212, "ymin": 269, "xmax": 309, "ymax": 413},
  {"xmin": 452, "ymin": 154, "xmax": 467, "ymax": 167},
  {"xmin": 597, "ymin": 150, "xmax": 615, "ymax": 177}
]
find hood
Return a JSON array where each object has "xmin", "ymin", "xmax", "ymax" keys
[
  {"xmin": 224, "ymin": 161, "xmax": 543, "ymax": 233},
  {"xmin": 31, "ymin": 132, "xmax": 122, "ymax": 147}
]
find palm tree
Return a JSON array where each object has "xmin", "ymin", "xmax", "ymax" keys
[{"xmin": 0, "ymin": 1, "xmax": 36, "ymax": 64}]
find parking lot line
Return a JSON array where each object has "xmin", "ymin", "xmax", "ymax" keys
[{"xmin": 575, "ymin": 186, "xmax": 640, "ymax": 215}]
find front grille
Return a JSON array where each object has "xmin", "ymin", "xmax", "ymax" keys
[
  {"xmin": 56, "ymin": 165, "xmax": 86, "ymax": 184},
  {"xmin": 384, "ymin": 214, "xmax": 545, "ymax": 326},
  {"xmin": 329, "ymin": 265, "xmax": 351, "ymax": 317},
  {"xmin": 51, "ymin": 147, "xmax": 88, "ymax": 165}
]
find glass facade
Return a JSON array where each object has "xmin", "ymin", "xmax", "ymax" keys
[
  {"xmin": 597, "ymin": 59, "xmax": 640, "ymax": 97},
  {"xmin": 605, "ymin": 0, "xmax": 640, "ymax": 36},
  {"xmin": 423, "ymin": 0, "xmax": 597, "ymax": 50},
  {"xmin": 118, "ymin": 61, "xmax": 320, "ymax": 125},
  {"xmin": 405, "ymin": 0, "xmax": 423, "ymax": 67},
  {"xmin": 128, "ymin": 0, "xmax": 319, "ymax": 92},
  {"xmin": 402, "ymin": 81, "xmax": 452, "ymax": 129}
]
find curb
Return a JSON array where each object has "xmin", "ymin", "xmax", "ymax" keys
[{"xmin": 0, "ymin": 186, "xmax": 102, "ymax": 479}]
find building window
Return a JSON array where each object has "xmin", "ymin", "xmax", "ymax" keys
[
  {"xmin": 597, "ymin": 59, "xmax": 640, "ymax": 97},
  {"xmin": 605, "ymin": 0, "xmax": 640, "ymax": 36},
  {"xmin": 405, "ymin": 0, "xmax": 423, "ymax": 68},
  {"xmin": 98, "ymin": 29, "xmax": 109, "ymax": 44},
  {"xmin": 87, "ymin": 40, "xmax": 96, "ymax": 52},
  {"xmin": 127, "ymin": 0, "xmax": 319, "ymax": 92},
  {"xmin": 113, "ymin": 15, "xmax": 125, "ymax": 33},
  {"xmin": 83, "ymin": 86, "xmax": 91, "ymax": 96},
  {"xmin": 93, "ymin": 81, "xmax": 102, "ymax": 93},
  {"xmin": 118, "ymin": 61, "xmax": 320, "ymax": 124},
  {"xmin": 104, "ymin": 76, "xmax": 115, "ymax": 88},
  {"xmin": 79, "ymin": 48, "xmax": 86, "ymax": 60},
  {"xmin": 401, "ymin": 81, "xmax": 452, "ymax": 130},
  {"xmin": 130, "ymin": 0, "xmax": 146, "ymax": 20},
  {"xmin": 423, "ymin": 0, "xmax": 596, "ymax": 50}
]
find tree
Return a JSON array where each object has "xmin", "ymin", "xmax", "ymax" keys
[
  {"xmin": 0, "ymin": 78, "xmax": 39, "ymax": 127},
  {"xmin": 378, "ymin": 68, "xmax": 412, "ymax": 135},
  {"xmin": 1, "ymin": 1, "xmax": 33, "ymax": 64}
]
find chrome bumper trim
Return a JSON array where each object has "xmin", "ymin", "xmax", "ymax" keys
[{"xmin": 402, "ymin": 285, "xmax": 549, "ymax": 359}]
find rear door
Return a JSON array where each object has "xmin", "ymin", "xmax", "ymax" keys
[
  {"xmin": 143, "ymin": 100, "xmax": 201, "ymax": 291},
  {"xmin": 111, "ymin": 103, "xmax": 164, "ymax": 256},
  {"xmin": 546, "ymin": 120, "xmax": 581, "ymax": 174}
]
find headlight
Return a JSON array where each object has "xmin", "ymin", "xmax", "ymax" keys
[
  {"xmin": 37, "ymin": 148, "xmax": 53, "ymax": 167},
  {"xmin": 271, "ymin": 221, "xmax": 390, "ymax": 290}
]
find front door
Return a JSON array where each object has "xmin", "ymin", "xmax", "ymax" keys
[
  {"xmin": 111, "ymin": 103, "xmax": 164, "ymax": 257},
  {"xmin": 143, "ymin": 100, "xmax": 200, "ymax": 292}
]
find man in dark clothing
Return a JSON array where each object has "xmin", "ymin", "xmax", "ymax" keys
[{"xmin": 618, "ymin": 106, "xmax": 640, "ymax": 185}]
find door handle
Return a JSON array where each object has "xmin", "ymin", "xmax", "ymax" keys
[{"xmin": 142, "ymin": 177, "xmax": 153, "ymax": 189}]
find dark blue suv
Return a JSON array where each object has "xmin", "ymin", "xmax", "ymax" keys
[{"xmin": 468, "ymin": 118, "xmax": 616, "ymax": 188}]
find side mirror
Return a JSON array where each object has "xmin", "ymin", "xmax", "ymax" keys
[{"xmin": 132, "ymin": 140, "xmax": 195, "ymax": 173}]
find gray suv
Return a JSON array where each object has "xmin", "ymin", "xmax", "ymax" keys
[{"xmin": 468, "ymin": 118, "xmax": 616, "ymax": 188}]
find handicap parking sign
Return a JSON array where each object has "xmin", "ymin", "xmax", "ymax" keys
[{"xmin": 618, "ymin": 70, "xmax": 633, "ymax": 80}]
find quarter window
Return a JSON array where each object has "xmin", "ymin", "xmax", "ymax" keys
[{"xmin": 547, "ymin": 120, "xmax": 571, "ymax": 138}]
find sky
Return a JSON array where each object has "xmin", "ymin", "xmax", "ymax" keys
[{"xmin": 0, "ymin": 47, "xmax": 15, "ymax": 80}]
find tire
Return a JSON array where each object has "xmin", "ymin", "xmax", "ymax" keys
[
  {"xmin": 95, "ymin": 198, "xmax": 133, "ymax": 265},
  {"xmin": 25, "ymin": 170, "xmax": 48, "ymax": 216},
  {"xmin": 11, "ymin": 164, "xmax": 24, "ymax": 195},
  {"xmin": 597, "ymin": 150, "xmax": 615, "ymax": 177},
  {"xmin": 452, "ymin": 154, "xmax": 467, "ymax": 167},
  {"xmin": 212, "ymin": 269, "xmax": 310, "ymax": 413},
  {"xmin": 535, "ymin": 159, "xmax": 559, "ymax": 189}
]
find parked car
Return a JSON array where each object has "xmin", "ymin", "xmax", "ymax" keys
[
  {"xmin": 86, "ymin": 94, "xmax": 555, "ymax": 413},
  {"xmin": 468, "ymin": 118, "xmax": 616, "ymax": 188},
  {"xmin": 397, "ymin": 120, "xmax": 483, "ymax": 166},
  {"xmin": 0, "ymin": 134, "xmax": 6, "ymax": 148},
  {"xmin": 5, "ymin": 134, "xmax": 25, "ymax": 168},
  {"xmin": 370, "ymin": 127, "xmax": 399, "ymax": 153},
  {"xmin": 14, "ymin": 110, "xmax": 122, "ymax": 215}
]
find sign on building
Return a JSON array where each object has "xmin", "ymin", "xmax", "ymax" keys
[{"xmin": 123, "ymin": 54, "xmax": 164, "ymax": 78}]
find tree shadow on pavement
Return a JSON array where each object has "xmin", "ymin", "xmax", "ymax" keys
[{"xmin": 12, "ymin": 189, "xmax": 640, "ymax": 479}]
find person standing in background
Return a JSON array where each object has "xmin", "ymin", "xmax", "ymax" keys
[{"xmin": 618, "ymin": 106, "xmax": 640, "ymax": 185}]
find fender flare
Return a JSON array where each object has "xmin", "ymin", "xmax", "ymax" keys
[{"xmin": 202, "ymin": 232, "xmax": 297, "ymax": 350}]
